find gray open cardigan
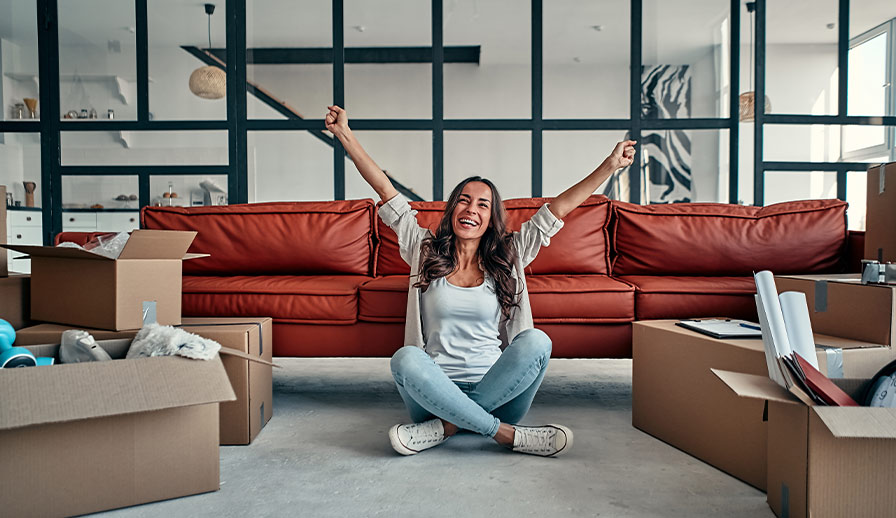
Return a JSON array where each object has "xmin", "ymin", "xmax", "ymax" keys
[{"xmin": 378, "ymin": 193, "xmax": 564, "ymax": 349}]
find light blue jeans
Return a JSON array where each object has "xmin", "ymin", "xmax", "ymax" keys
[{"xmin": 390, "ymin": 328, "xmax": 552, "ymax": 438}]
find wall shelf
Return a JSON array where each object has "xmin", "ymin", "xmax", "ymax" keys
[{"xmin": 4, "ymin": 73, "xmax": 153, "ymax": 105}]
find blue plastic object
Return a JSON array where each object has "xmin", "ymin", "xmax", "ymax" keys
[{"xmin": 0, "ymin": 318, "xmax": 46, "ymax": 368}]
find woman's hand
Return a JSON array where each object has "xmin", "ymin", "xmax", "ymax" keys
[
  {"xmin": 605, "ymin": 140, "xmax": 637, "ymax": 171},
  {"xmin": 325, "ymin": 105, "xmax": 350, "ymax": 137}
]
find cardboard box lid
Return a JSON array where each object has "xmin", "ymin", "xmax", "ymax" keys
[
  {"xmin": 712, "ymin": 368, "xmax": 801, "ymax": 405},
  {"xmin": 813, "ymin": 407, "xmax": 896, "ymax": 439},
  {"xmin": 0, "ymin": 229, "xmax": 202, "ymax": 261},
  {"xmin": 0, "ymin": 339, "xmax": 236, "ymax": 431}
]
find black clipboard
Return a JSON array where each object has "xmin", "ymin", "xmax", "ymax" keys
[{"xmin": 675, "ymin": 319, "xmax": 763, "ymax": 339}]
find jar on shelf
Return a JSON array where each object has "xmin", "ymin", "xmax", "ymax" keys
[{"xmin": 11, "ymin": 103, "xmax": 25, "ymax": 119}]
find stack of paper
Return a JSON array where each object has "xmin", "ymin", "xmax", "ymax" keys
[{"xmin": 753, "ymin": 271, "xmax": 858, "ymax": 406}]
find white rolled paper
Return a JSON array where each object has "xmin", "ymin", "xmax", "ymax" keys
[
  {"xmin": 754, "ymin": 270, "xmax": 792, "ymax": 359},
  {"xmin": 779, "ymin": 291, "xmax": 819, "ymax": 370}
]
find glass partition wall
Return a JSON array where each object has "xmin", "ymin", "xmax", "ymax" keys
[{"xmin": 1, "ymin": 0, "xmax": 894, "ymax": 244}]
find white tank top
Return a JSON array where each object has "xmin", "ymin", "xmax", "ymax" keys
[{"xmin": 420, "ymin": 275, "xmax": 502, "ymax": 382}]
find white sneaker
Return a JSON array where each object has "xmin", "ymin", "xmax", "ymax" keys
[
  {"xmin": 389, "ymin": 419, "xmax": 448, "ymax": 455},
  {"xmin": 512, "ymin": 424, "xmax": 573, "ymax": 457}
]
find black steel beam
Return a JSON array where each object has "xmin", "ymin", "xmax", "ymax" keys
[
  {"xmin": 207, "ymin": 45, "xmax": 480, "ymax": 64},
  {"xmin": 333, "ymin": 0, "xmax": 345, "ymax": 200},
  {"xmin": 37, "ymin": 0, "xmax": 61, "ymax": 245},
  {"xmin": 729, "ymin": 0, "xmax": 740, "ymax": 204},
  {"xmin": 0, "ymin": 122, "xmax": 40, "ymax": 132},
  {"xmin": 754, "ymin": 0, "xmax": 766, "ymax": 205},
  {"xmin": 136, "ymin": 0, "xmax": 149, "ymax": 122},
  {"xmin": 762, "ymin": 161, "xmax": 871, "ymax": 172},
  {"xmin": 60, "ymin": 165, "xmax": 231, "ymax": 175},
  {"xmin": 764, "ymin": 114, "xmax": 896, "ymax": 125},
  {"xmin": 531, "ymin": 0, "xmax": 543, "ymax": 197},
  {"xmin": 432, "ymin": 0, "xmax": 444, "ymax": 201},
  {"xmin": 838, "ymin": 0, "xmax": 849, "ymax": 117},
  {"xmin": 226, "ymin": 0, "xmax": 248, "ymax": 204},
  {"xmin": 630, "ymin": 0, "xmax": 642, "ymax": 204}
]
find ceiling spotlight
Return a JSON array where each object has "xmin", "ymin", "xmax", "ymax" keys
[
  {"xmin": 591, "ymin": 25, "xmax": 603, "ymax": 32},
  {"xmin": 353, "ymin": 25, "xmax": 365, "ymax": 33},
  {"xmin": 826, "ymin": 22, "xmax": 836, "ymax": 30},
  {"xmin": 573, "ymin": 56, "xmax": 581, "ymax": 63}
]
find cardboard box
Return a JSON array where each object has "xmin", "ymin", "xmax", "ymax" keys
[
  {"xmin": 865, "ymin": 162, "xmax": 896, "ymax": 262},
  {"xmin": 1, "ymin": 229, "xmax": 204, "ymax": 330},
  {"xmin": 714, "ymin": 369, "xmax": 896, "ymax": 518},
  {"xmin": 0, "ymin": 339, "xmax": 236, "ymax": 517},
  {"xmin": 632, "ymin": 320, "xmax": 896, "ymax": 491},
  {"xmin": 14, "ymin": 316, "xmax": 274, "ymax": 445},
  {"xmin": 1, "ymin": 185, "xmax": 7, "ymax": 277},
  {"xmin": 776, "ymin": 274, "xmax": 895, "ymax": 346},
  {"xmin": 0, "ymin": 273, "xmax": 30, "ymax": 329}
]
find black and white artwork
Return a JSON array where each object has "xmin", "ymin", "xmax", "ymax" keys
[{"xmin": 603, "ymin": 64, "xmax": 693, "ymax": 204}]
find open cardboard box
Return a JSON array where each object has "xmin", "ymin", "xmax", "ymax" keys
[
  {"xmin": 0, "ymin": 339, "xmax": 236, "ymax": 517},
  {"xmin": 633, "ymin": 320, "xmax": 896, "ymax": 492},
  {"xmin": 776, "ymin": 274, "xmax": 895, "ymax": 346},
  {"xmin": 0, "ymin": 273, "xmax": 30, "ymax": 329},
  {"xmin": 13, "ymin": 317, "xmax": 275, "ymax": 445},
  {"xmin": 1, "ymin": 229, "xmax": 206, "ymax": 331},
  {"xmin": 713, "ymin": 368, "xmax": 896, "ymax": 518}
]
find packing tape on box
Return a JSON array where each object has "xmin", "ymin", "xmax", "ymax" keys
[
  {"xmin": 880, "ymin": 164, "xmax": 886, "ymax": 194},
  {"xmin": 781, "ymin": 484, "xmax": 790, "ymax": 518},
  {"xmin": 817, "ymin": 345, "xmax": 844, "ymax": 378},
  {"xmin": 814, "ymin": 280, "xmax": 828, "ymax": 312}
]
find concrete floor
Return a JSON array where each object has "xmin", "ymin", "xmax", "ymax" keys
[{"xmin": 97, "ymin": 358, "xmax": 773, "ymax": 518}]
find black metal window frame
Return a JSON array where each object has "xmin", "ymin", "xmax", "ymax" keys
[{"xmin": 1, "ymin": 0, "xmax": 891, "ymax": 244}]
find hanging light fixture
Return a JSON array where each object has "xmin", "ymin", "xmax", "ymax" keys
[
  {"xmin": 739, "ymin": 1, "xmax": 771, "ymax": 121},
  {"xmin": 189, "ymin": 3, "xmax": 226, "ymax": 100}
]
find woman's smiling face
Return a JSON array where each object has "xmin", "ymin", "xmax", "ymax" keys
[{"xmin": 451, "ymin": 181, "xmax": 493, "ymax": 241}]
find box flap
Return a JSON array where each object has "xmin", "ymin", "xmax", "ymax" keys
[
  {"xmin": 711, "ymin": 368, "xmax": 801, "ymax": 405},
  {"xmin": 118, "ymin": 230, "xmax": 197, "ymax": 260},
  {"xmin": 777, "ymin": 273, "xmax": 863, "ymax": 283},
  {"xmin": 0, "ymin": 244, "xmax": 112, "ymax": 261},
  {"xmin": 815, "ymin": 333, "xmax": 889, "ymax": 351},
  {"xmin": 814, "ymin": 407, "xmax": 896, "ymax": 439},
  {"xmin": 219, "ymin": 346, "xmax": 280, "ymax": 368},
  {"xmin": 0, "ymin": 354, "xmax": 236, "ymax": 431}
]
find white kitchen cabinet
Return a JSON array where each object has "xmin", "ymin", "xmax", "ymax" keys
[
  {"xmin": 96, "ymin": 212, "xmax": 140, "ymax": 233},
  {"xmin": 7, "ymin": 210, "xmax": 42, "ymax": 274},
  {"xmin": 62, "ymin": 211, "xmax": 98, "ymax": 230}
]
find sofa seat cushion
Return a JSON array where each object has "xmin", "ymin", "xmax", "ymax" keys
[
  {"xmin": 143, "ymin": 200, "xmax": 376, "ymax": 276},
  {"xmin": 359, "ymin": 274, "xmax": 634, "ymax": 324},
  {"xmin": 611, "ymin": 199, "xmax": 847, "ymax": 275},
  {"xmin": 182, "ymin": 275, "xmax": 370, "ymax": 324},
  {"xmin": 620, "ymin": 275, "xmax": 757, "ymax": 321},
  {"xmin": 376, "ymin": 195, "xmax": 611, "ymax": 276}
]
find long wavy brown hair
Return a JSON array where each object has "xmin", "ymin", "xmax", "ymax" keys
[{"xmin": 414, "ymin": 176, "xmax": 521, "ymax": 318}]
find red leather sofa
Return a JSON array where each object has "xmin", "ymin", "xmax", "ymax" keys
[{"xmin": 60, "ymin": 195, "xmax": 855, "ymax": 358}]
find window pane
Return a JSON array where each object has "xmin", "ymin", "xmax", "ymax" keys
[
  {"xmin": 543, "ymin": 0, "xmax": 630, "ymax": 119},
  {"xmin": 543, "ymin": 131, "xmax": 628, "ymax": 198},
  {"xmin": 444, "ymin": 0, "xmax": 529, "ymax": 118},
  {"xmin": 765, "ymin": 124, "xmax": 890, "ymax": 162},
  {"xmin": 61, "ymin": 175, "xmax": 138, "ymax": 211},
  {"xmin": 150, "ymin": 174, "xmax": 227, "ymax": 207},
  {"xmin": 247, "ymin": 0, "xmax": 331, "ymax": 120},
  {"xmin": 148, "ymin": 0, "xmax": 227, "ymax": 120},
  {"xmin": 344, "ymin": 0, "xmax": 430, "ymax": 118},
  {"xmin": 764, "ymin": 170, "xmax": 836, "ymax": 205},
  {"xmin": 0, "ymin": 132, "xmax": 41, "ymax": 206},
  {"xmin": 61, "ymin": 130, "xmax": 228, "ymax": 165},
  {"xmin": 58, "ymin": 0, "xmax": 137, "ymax": 121},
  {"xmin": 642, "ymin": 129, "xmax": 729, "ymax": 203},
  {"xmin": 344, "ymin": 131, "xmax": 431, "ymax": 201},
  {"xmin": 248, "ymin": 130, "xmax": 334, "ymax": 201},
  {"xmin": 765, "ymin": 0, "xmax": 837, "ymax": 115},
  {"xmin": 643, "ymin": 0, "xmax": 730, "ymax": 119},
  {"xmin": 846, "ymin": 170, "xmax": 867, "ymax": 231},
  {"xmin": 848, "ymin": 32, "xmax": 888, "ymax": 117},
  {"xmin": 1, "ymin": 0, "xmax": 40, "ymax": 121},
  {"xmin": 444, "ymin": 132, "xmax": 530, "ymax": 200}
]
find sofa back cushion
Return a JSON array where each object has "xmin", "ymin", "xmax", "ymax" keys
[
  {"xmin": 142, "ymin": 200, "xmax": 376, "ymax": 275},
  {"xmin": 611, "ymin": 199, "xmax": 847, "ymax": 275},
  {"xmin": 376, "ymin": 195, "xmax": 611, "ymax": 275}
]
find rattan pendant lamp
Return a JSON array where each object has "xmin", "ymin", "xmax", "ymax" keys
[
  {"xmin": 189, "ymin": 3, "xmax": 226, "ymax": 100},
  {"xmin": 739, "ymin": 1, "xmax": 772, "ymax": 121}
]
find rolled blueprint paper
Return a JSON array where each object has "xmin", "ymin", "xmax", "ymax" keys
[
  {"xmin": 779, "ymin": 291, "xmax": 819, "ymax": 370},
  {"xmin": 754, "ymin": 271, "xmax": 792, "ymax": 359},
  {"xmin": 755, "ymin": 294, "xmax": 788, "ymax": 388}
]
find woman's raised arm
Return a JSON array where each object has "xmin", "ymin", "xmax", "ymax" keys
[
  {"xmin": 325, "ymin": 105, "xmax": 399, "ymax": 203},
  {"xmin": 548, "ymin": 140, "xmax": 637, "ymax": 220}
]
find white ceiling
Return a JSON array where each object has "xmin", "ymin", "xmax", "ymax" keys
[{"xmin": 1, "ymin": 0, "xmax": 895, "ymax": 65}]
